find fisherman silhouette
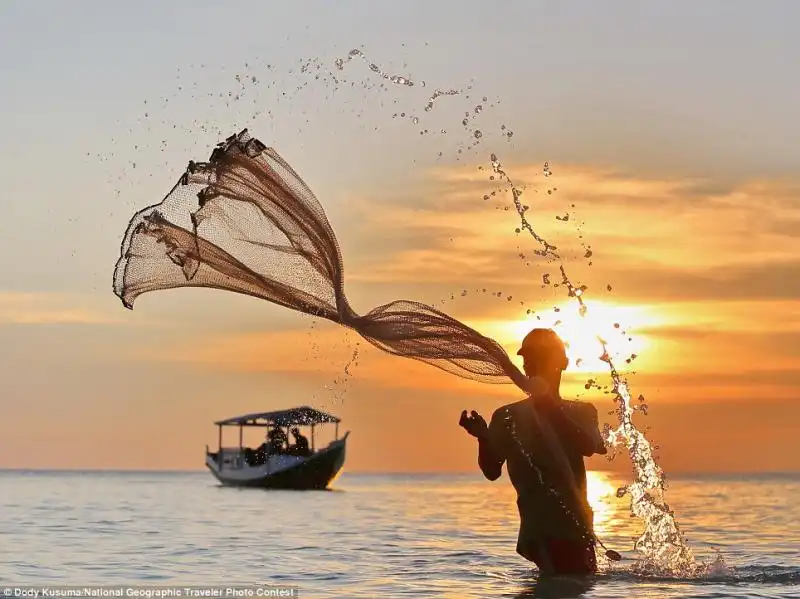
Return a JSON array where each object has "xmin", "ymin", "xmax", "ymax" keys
[{"xmin": 460, "ymin": 328, "xmax": 607, "ymax": 576}]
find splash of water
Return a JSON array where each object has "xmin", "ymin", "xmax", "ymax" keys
[
  {"xmin": 601, "ymin": 351, "xmax": 698, "ymax": 575},
  {"xmin": 425, "ymin": 88, "xmax": 462, "ymax": 112},
  {"xmin": 489, "ymin": 154, "xmax": 558, "ymax": 258},
  {"xmin": 336, "ymin": 49, "xmax": 416, "ymax": 87},
  {"xmin": 344, "ymin": 346, "xmax": 360, "ymax": 377},
  {"xmin": 324, "ymin": 345, "xmax": 360, "ymax": 407}
]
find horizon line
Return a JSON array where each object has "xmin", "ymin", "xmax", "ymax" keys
[{"xmin": 1, "ymin": 467, "xmax": 798, "ymax": 477}]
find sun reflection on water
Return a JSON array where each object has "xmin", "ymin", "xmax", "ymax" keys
[
  {"xmin": 425, "ymin": 472, "xmax": 624, "ymax": 546},
  {"xmin": 587, "ymin": 470, "xmax": 617, "ymax": 535}
]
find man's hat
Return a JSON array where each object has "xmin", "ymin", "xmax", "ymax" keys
[{"xmin": 517, "ymin": 328, "xmax": 567, "ymax": 358}]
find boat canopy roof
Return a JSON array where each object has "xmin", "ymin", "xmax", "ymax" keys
[{"xmin": 214, "ymin": 406, "xmax": 341, "ymax": 427}]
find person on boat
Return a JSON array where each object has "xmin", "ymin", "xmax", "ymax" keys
[
  {"xmin": 289, "ymin": 427, "xmax": 311, "ymax": 457},
  {"xmin": 253, "ymin": 441, "xmax": 268, "ymax": 466},
  {"xmin": 459, "ymin": 328, "xmax": 607, "ymax": 576},
  {"xmin": 267, "ymin": 427, "xmax": 288, "ymax": 454}
]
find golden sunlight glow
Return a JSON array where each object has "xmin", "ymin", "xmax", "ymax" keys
[
  {"xmin": 477, "ymin": 299, "xmax": 667, "ymax": 373},
  {"xmin": 586, "ymin": 471, "xmax": 617, "ymax": 534}
]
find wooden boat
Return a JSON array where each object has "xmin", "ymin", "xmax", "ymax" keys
[{"xmin": 205, "ymin": 406, "xmax": 348, "ymax": 490}]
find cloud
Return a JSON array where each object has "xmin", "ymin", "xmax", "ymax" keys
[
  {"xmin": 621, "ymin": 368, "xmax": 800, "ymax": 392},
  {"xmin": 131, "ymin": 305, "xmax": 800, "ymax": 404},
  {"xmin": 0, "ymin": 292, "xmax": 123, "ymax": 325},
  {"xmin": 638, "ymin": 307, "xmax": 800, "ymax": 335},
  {"xmin": 104, "ymin": 163, "xmax": 800, "ymax": 405},
  {"xmin": 339, "ymin": 164, "xmax": 800, "ymax": 307},
  {"xmin": 133, "ymin": 322, "xmax": 520, "ymax": 397},
  {"xmin": 581, "ymin": 261, "xmax": 800, "ymax": 303}
]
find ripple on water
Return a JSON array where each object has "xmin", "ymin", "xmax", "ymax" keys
[{"xmin": 0, "ymin": 471, "xmax": 798, "ymax": 598}]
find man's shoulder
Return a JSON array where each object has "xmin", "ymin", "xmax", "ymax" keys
[
  {"xmin": 491, "ymin": 399, "xmax": 529, "ymax": 419},
  {"xmin": 561, "ymin": 399, "xmax": 599, "ymax": 423},
  {"xmin": 488, "ymin": 401, "xmax": 525, "ymax": 434},
  {"xmin": 562, "ymin": 399, "xmax": 598, "ymax": 412}
]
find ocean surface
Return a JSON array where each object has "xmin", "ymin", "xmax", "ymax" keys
[{"xmin": 1, "ymin": 470, "xmax": 798, "ymax": 598}]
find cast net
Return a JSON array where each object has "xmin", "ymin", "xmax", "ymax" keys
[{"xmin": 114, "ymin": 129, "xmax": 529, "ymax": 388}]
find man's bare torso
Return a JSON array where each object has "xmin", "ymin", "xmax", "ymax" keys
[{"xmin": 488, "ymin": 398, "xmax": 596, "ymax": 541}]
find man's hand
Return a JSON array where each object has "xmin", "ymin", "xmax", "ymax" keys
[{"xmin": 459, "ymin": 410, "xmax": 489, "ymax": 439}]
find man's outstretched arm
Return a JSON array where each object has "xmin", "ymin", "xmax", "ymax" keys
[
  {"xmin": 477, "ymin": 432, "xmax": 504, "ymax": 481},
  {"xmin": 460, "ymin": 409, "xmax": 505, "ymax": 480}
]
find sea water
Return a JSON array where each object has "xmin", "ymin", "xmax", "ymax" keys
[{"xmin": 1, "ymin": 470, "xmax": 798, "ymax": 598}]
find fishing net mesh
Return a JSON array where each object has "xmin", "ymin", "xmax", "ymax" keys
[{"xmin": 114, "ymin": 129, "xmax": 527, "ymax": 388}]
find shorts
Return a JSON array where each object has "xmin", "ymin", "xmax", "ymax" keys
[{"xmin": 519, "ymin": 537, "xmax": 597, "ymax": 576}]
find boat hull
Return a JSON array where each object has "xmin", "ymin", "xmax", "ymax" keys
[{"xmin": 206, "ymin": 437, "xmax": 347, "ymax": 490}]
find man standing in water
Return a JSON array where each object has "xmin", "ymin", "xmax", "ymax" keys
[{"xmin": 460, "ymin": 328, "xmax": 607, "ymax": 576}]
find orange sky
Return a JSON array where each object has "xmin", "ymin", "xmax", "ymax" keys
[
  {"xmin": 2, "ymin": 5, "xmax": 799, "ymax": 475},
  {"xmin": 1, "ymin": 161, "xmax": 798, "ymax": 474}
]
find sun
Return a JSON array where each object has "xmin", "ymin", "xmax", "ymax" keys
[{"xmin": 483, "ymin": 299, "xmax": 664, "ymax": 373}]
